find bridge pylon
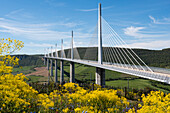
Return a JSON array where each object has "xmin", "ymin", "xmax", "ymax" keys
[
  {"xmin": 50, "ymin": 59, "xmax": 53, "ymax": 76},
  {"xmin": 54, "ymin": 44, "xmax": 58, "ymax": 83},
  {"xmin": 96, "ymin": 3, "xmax": 105, "ymax": 87},
  {"xmin": 60, "ymin": 39, "xmax": 64, "ymax": 84}
]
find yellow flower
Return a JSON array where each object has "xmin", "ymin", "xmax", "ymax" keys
[
  {"xmin": 75, "ymin": 107, "xmax": 81, "ymax": 113},
  {"xmin": 62, "ymin": 107, "xmax": 69, "ymax": 113}
]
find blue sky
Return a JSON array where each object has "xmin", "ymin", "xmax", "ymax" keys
[{"xmin": 0, "ymin": 0, "xmax": 170, "ymax": 54}]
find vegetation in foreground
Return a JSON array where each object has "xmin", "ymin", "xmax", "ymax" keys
[{"xmin": 0, "ymin": 38, "xmax": 170, "ymax": 113}]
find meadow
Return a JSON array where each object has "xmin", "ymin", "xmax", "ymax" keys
[{"xmin": 14, "ymin": 61, "xmax": 170, "ymax": 93}]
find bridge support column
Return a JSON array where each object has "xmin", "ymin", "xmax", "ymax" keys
[
  {"xmin": 55, "ymin": 59, "xmax": 58, "ymax": 83},
  {"xmin": 60, "ymin": 60, "xmax": 64, "ymax": 84},
  {"xmin": 50, "ymin": 59, "xmax": 53, "ymax": 76},
  {"xmin": 47, "ymin": 59, "xmax": 49, "ymax": 70},
  {"xmin": 70, "ymin": 62, "xmax": 75, "ymax": 83},
  {"xmin": 96, "ymin": 67, "xmax": 105, "ymax": 87},
  {"xmin": 44, "ymin": 58, "xmax": 46, "ymax": 65}
]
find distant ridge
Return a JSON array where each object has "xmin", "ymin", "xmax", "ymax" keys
[{"xmin": 13, "ymin": 48, "xmax": 170, "ymax": 69}]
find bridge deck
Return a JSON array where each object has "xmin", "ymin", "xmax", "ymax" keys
[{"xmin": 45, "ymin": 57, "xmax": 170, "ymax": 84}]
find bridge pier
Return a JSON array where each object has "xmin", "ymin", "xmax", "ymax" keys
[
  {"xmin": 47, "ymin": 59, "xmax": 49, "ymax": 70},
  {"xmin": 96, "ymin": 67, "xmax": 105, "ymax": 87},
  {"xmin": 70, "ymin": 62, "xmax": 75, "ymax": 83},
  {"xmin": 55, "ymin": 59, "xmax": 58, "ymax": 83},
  {"xmin": 60, "ymin": 60, "xmax": 64, "ymax": 84},
  {"xmin": 50, "ymin": 59, "xmax": 53, "ymax": 76},
  {"xmin": 44, "ymin": 58, "xmax": 46, "ymax": 65}
]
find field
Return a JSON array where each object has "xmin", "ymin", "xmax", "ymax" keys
[{"xmin": 14, "ymin": 61, "xmax": 170, "ymax": 93}]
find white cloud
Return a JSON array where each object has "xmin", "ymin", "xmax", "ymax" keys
[
  {"xmin": 78, "ymin": 8, "xmax": 97, "ymax": 12},
  {"xmin": 45, "ymin": 0, "xmax": 66, "ymax": 7},
  {"xmin": 5, "ymin": 9, "xmax": 34, "ymax": 20},
  {"xmin": 25, "ymin": 42, "xmax": 54, "ymax": 47},
  {"xmin": 0, "ymin": 18, "xmax": 5, "ymax": 20},
  {"xmin": 149, "ymin": 15, "xmax": 156, "ymax": 23},
  {"xmin": 0, "ymin": 17, "xmax": 86, "ymax": 41},
  {"xmin": 6, "ymin": 9, "xmax": 24, "ymax": 17},
  {"xmin": 123, "ymin": 26, "xmax": 165, "ymax": 38},
  {"xmin": 58, "ymin": 22, "xmax": 83, "ymax": 28},
  {"xmin": 124, "ymin": 26, "xmax": 145, "ymax": 38},
  {"xmin": 77, "ymin": 6, "xmax": 113, "ymax": 12},
  {"xmin": 126, "ymin": 40, "xmax": 170, "ymax": 50},
  {"xmin": 0, "ymin": 9, "xmax": 85, "ymax": 41},
  {"xmin": 149, "ymin": 15, "xmax": 170, "ymax": 24}
]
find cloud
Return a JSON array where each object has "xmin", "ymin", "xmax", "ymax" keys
[
  {"xmin": 77, "ymin": 6, "xmax": 113, "ymax": 12},
  {"xmin": 6, "ymin": 9, "xmax": 24, "ymax": 16},
  {"xmin": 123, "ymin": 26, "xmax": 165, "ymax": 38},
  {"xmin": 58, "ymin": 22, "xmax": 83, "ymax": 28},
  {"xmin": 25, "ymin": 42, "xmax": 54, "ymax": 47},
  {"xmin": 149, "ymin": 15, "xmax": 170, "ymax": 24},
  {"xmin": 124, "ymin": 26, "xmax": 145, "ymax": 38},
  {"xmin": 5, "ymin": 9, "xmax": 34, "ymax": 20},
  {"xmin": 45, "ymin": 0, "xmax": 66, "ymax": 7},
  {"xmin": 126, "ymin": 40, "xmax": 170, "ymax": 50},
  {"xmin": 0, "ymin": 18, "xmax": 5, "ymax": 20},
  {"xmin": 149, "ymin": 15, "xmax": 156, "ymax": 23},
  {"xmin": 0, "ymin": 17, "xmax": 86, "ymax": 41},
  {"xmin": 78, "ymin": 8, "xmax": 98, "ymax": 12}
]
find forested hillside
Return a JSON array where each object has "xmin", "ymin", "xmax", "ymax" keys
[
  {"xmin": 13, "ymin": 55, "xmax": 44, "ymax": 66},
  {"xmin": 13, "ymin": 48, "xmax": 170, "ymax": 68},
  {"xmin": 133, "ymin": 48, "xmax": 170, "ymax": 68}
]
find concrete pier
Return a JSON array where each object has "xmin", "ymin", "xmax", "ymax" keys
[
  {"xmin": 47, "ymin": 59, "xmax": 49, "ymax": 70},
  {"xmin": 50, "ymin": 59, "xmax": 53, "ymax": 76},
  {"xmin": 60, "ymin": 60, "xmax": 64, "ymax": 84},
  {"xmin": 70, "ymin": 62, "xmax": 75, "ymax": 83},
  {"xmin": 70, "ymin": 31, "xmax": 75, "ymax": 83},
  {"xmin": 44, "ymin": 58, "xmax": 46, "ymax": 65},
  {"xmin": 55, "ymin": 59, "xmax": 58, "ymax": 83},
  {"xmin": 96, "ymin": 67, "xmax": 105, "ymax": 87}
]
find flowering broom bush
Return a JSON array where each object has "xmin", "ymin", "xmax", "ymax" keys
[
  {"xmin": 49, "ymin": 83, "xmax": 130, "ymax": 112},
  {"xmin": 0, "ymin": 38, "xmax": 54, "ymax": 112}
]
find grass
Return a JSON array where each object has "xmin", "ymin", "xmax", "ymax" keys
[
  {"xmin": 26, "ymin": 75, "xmax": 45, "ymax": 83},
  {"xmin": 106, "ymin": 79, "xmax": 169, "ymax": 93},
  {"xmin": 58, "ymin": 62, "xmax": 170, "ymax": 93},
  {"xmin": 14, "ymin": 62, "xmax": 170, "ymax": 93},
  {"xmin": 13, "ymin": 66, "xmax": 36, "ymax": 75}
]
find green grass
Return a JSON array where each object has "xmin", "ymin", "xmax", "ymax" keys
[
  {"xmin": 59, "ymin": 63, "xmax": 139, "ymax": 81},
  {"xmin": 13, "ymin": 66, "xmax": 36, "ymax": 75},
  {"xmin": 60, "ymin": 62, "xmax": 170, "ymax": 93},
  {"xmin": 58, "ymin": 63, "xmax": 139, "ymax": 82},
  {"xmin": 106, "ymin": 79, "xmax": 152, "ymax": 89},
  {"xmin": 26, "ymin": 75, "xmax": 45, "ymax": 83},
  {"xmin": 15, "ymin": 63, "xmax": 170, "ymax": 93},
  {"xmin": 106, "ymin": 79, "xmax": 169, "ymax": 93}
]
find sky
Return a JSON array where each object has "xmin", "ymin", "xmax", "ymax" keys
[{"xmin": 0, "ymin": 0, "xmax": 170, "ymax": 55}]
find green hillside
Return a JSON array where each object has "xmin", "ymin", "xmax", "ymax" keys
[
  {"xmin": 13, "ymin": 54, "xmax": 44, "ymax": 66},
  {"xmin": 13, "ymin": 48, "xmax": 170, "ymax": 68},
  {"xmin": 63, "ymin": 47, "xmax": 170, "ymax": 68}
]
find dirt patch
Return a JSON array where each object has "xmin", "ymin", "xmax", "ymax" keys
[{"xmin": 26, "ymin": 67, "xmax": 49, "ymax": 77}]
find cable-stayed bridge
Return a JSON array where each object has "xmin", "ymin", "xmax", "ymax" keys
[{"xmin": 44, "ymin": 3, "xmax": 170, "ymax": 87}]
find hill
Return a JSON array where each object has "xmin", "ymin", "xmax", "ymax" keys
[
  {"xmin": 13, "ymin": 48, "xmax": 170, "ymax": 69},
  {"xmin": 13, "ymin": 54, "xmax": 44, "ymax": 66}
]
